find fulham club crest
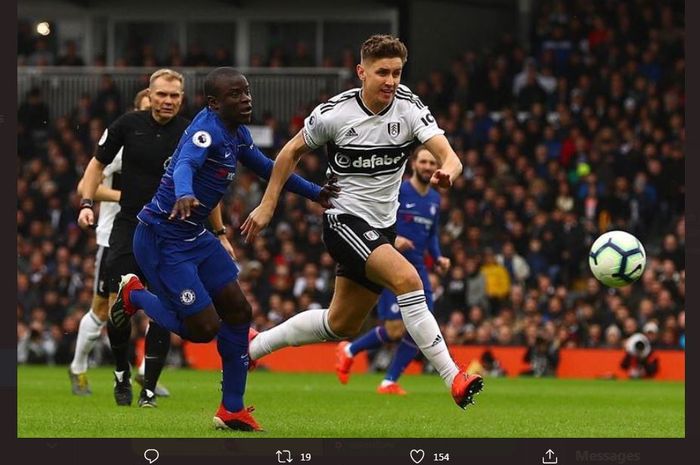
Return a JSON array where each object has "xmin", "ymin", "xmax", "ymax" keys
[{"xmin": 387, "ymin": 122, "xmax": 400, "ymax": 137}]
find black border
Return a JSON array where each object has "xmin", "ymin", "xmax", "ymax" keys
[{"xmin": 7, "ymin": 1, "xmax": 693, "ymax": 464}]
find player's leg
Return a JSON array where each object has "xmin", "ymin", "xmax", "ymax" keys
[
  {"xmin": 366, "ymin": 245, "xmax": 483, "ymax": 408},
  {"xmin": 68, "ymin": 295, "xmax": 107, "ymax": 395},
  {"xmin": 380, "ymin": 271, "xmax": 434, "ymax": 393},
  {"xmin": 69, "ymin": 245, "xmax": 110, "ymax": 395},
  {"xmin": 134, "ymin": 322, "xmax": 171, "ymax": 398},
  {"xmin": 107, "ymin": 262, "xmax": 134, "ymax": 406},
  {"xmin": 378, "ymin": 319, "xmax": 415, "ymax": 395},
  {"xmin": 348, "ymin": 291, "xmax": 400, "ymax": 355},
  {"xmin": 250, "ymin": 276, "xmax": 378, "ymax": 360},
  {"xmin": 335, "ymin": 291, "xmax": 401, "ymax": 384},
  {"xmin": 195, "ymin": 234, "xmax": 261, "ymax": 431},
  {"xmin": 137, "ymin": 321, "xmax": 171, "ymax": 407},
  {"xmin": 125, "ymin": 223, "xmax": 193, "ymax": 338},
  {"xmin": 105, "ymin": 222, "xmax": 137, "ymax": 405},
  {"xmin": 250, "ymin": 213, "xmax": 389, "ymax": 361}
]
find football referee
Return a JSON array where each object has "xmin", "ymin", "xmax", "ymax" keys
[{"xmin": 78, "ymin": 69, "xmax": 197, "ymax": 407}]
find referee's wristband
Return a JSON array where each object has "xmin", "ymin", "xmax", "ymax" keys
[
  {"xmin": 213, "ymin": 226, "xmax": 227, "ymax": 236},
  {"xmin": 80, "ymin": 199, "xmax": 94, "ymax": 210}
]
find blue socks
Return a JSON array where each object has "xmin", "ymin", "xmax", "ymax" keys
[
  {"xmin": 130, "ymin": 289, "xmax": 189, "ymax": 339},
  {"xmin": 217, "ymin": 322, "xmax": 250, "ymax": 412},
  {"xmin": 385, "ymin": 335, "xmax": 419, "ymax": 382},
  {"xmin": 348, "ymin": 326, "xmax": 390, "ymax": 356},
  {"xmin": 131, "ymin": 290, "xmax": 250, "ymax": 412},
  {"xmin": 349, "ymin": 326, "xmax": 420, "ymax": 383}
]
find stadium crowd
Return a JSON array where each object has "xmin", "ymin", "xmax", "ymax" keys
[{"xmin": 18, "ymin": 0, "xmax": 685, "ymax": 372}]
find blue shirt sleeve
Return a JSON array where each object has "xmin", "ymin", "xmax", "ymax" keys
[
  {"xmin": 173, "ymin": 129, "xmax": 212, "ymax": 199},
  {"xmin": 237, "ymin": 129, "xmax": 320, "ymax": 201}
]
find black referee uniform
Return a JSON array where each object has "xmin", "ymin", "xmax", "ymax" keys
[
  {"xmin": 96, "ymin": 110, "xmax": 189, "ymax": 287},
  {"xmin": 95, "ymin": 109, "xmax": 190, "ymax": 405}
]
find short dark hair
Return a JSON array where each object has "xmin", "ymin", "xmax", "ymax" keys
[
  {"xmin": 133, "ymin": 88, "xmax": 149, "ymax": 110},
  {"xmin": 360, "ymin": 34, "xmax": 408, "ymax": 64},
  {"xmin": 204, "ymin": 67, "xmax": 243, "ymax": 98}
]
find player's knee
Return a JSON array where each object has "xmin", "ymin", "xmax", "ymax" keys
[
  {"xmin": 389, "ymin": 269, "xmax": 423, "ymax": 295},
  {"xmin": 191, "ymin": 320, "xmax": 220, "ymax": 342},
  {"xmin": 330, "ymin": 320, "xmax": 363, "ymax": 339},
  {"xmin": 237, "ymin": 298, "xmax": 252, "ymax": 323}
]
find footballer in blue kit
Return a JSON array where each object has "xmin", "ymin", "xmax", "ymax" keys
[
  {"xmin": 108, "ymin": 67, "xmax": 338, "ymax": 431},
  {"xmin": 336, "ymin": 147, "xmax": 450, "ymax": 394}
]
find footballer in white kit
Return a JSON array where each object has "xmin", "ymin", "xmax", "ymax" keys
[
  {"xmin": 68, "ymin": 150, "xmax": 122, "ymax": 395},
  {"xmin": 303, "ymin": 84, "xmax": 443, "ymax": 292},
  {"xmin": 243, "ymin": 34, "xmax": 483, "ymax": 410}
]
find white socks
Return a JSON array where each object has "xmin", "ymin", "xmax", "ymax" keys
[
  {"xmin": 70, "ymin": 309, "xmax": 105, "ymax": 374},
  {"xmin": 249, "ymin": 309, "xmax": 339, "ymax": 360},
  {"xmin": 397, "ymin": 290, "xmax": 459, "ymax": 388}
]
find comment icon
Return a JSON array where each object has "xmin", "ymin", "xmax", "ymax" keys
[{"xmin": 144, "ymin": 449, "xmax": 160, "ymax": 464}]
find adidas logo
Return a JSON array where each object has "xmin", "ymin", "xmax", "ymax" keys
[
  {"xmin": 345, "ymin": 127, "xmax": 358, "ymax": 137},
  {"xmin": 429, "ymin": 335, "xmax": 443, "ymax": 347}
]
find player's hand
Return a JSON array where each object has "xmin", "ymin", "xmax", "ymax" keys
[
  {"xmin": 317, "ymin": 175, "xmax": 340, "ymax": 208},
  {"xmin": 170, "ymin": 195, "xmax": 200, "ymax": 220},
  {"xmin": 435, "ymin": 256, "xmax": 451, "ymax": 275},
  {"xmin": 394, "ymin": 235, "xmax": 415, "ymax": 252},
  {"xmin": 219, "ymin": 234, "xmax": 237, "ymax": 261},
  {"xmin": 240, "ymin": 202, "xmax": 275, "ymax": 243},
  {"xmin": 430, "ymin": 169, "xmax": 453, "ymax": 189},
  {"xmin": 78, "ymin": 208, "xmax": 95, "ymax": 229}
]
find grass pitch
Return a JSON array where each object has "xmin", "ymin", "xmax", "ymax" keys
[{"xmin": 17, "ymin": 366, "xmax": 684, "ymax": 438}]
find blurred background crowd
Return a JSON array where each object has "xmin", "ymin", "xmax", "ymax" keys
[{"xmin": 17, "ymin": 0, "xmax": 685, "ymax": 373}]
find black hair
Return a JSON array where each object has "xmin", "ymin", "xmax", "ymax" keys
[{"xmin": 204, "ymin": 67, "xmax": 243, "ymax": 98}]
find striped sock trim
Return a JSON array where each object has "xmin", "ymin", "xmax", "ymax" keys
[
  {"xmin": 321, "ymin": 310, "xmax": 341, "ymax": 340},
  {"xmin": 397, "ymin": 291, "xmax": 426, "ymax": 307},
  {"xmin": 88, "ymin": 309, "xmax": 104, "ymax": 326}
]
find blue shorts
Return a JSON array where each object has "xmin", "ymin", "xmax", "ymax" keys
[
  {"xmin": 133, "ymin": 222, "xmax": 239, "ymax": 318},
  {"xmin": 377, "ymin": 267, "xmax": 433, "ymax": 321}
]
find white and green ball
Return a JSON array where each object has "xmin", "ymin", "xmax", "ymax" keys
[{"xmin": 589, "ymin": 230, "xmax": 646, "ymax": 288}]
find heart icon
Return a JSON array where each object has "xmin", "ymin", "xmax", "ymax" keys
[{"xmin": 410, "ymin": 449, "xmax": 425, "ymax": 464}]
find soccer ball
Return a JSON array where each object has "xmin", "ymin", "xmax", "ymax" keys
[{"xmin": 588, "ymin": 230, "xmax": 646, "ymax": 288}]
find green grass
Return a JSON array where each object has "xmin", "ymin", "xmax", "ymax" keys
[{"xmin": 17, "ymin": 366, "xmax": 684, "ymax": 438}]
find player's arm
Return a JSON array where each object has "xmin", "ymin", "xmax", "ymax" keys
[
  {"xmin": 237, "ymin": 138, "xmax": 327, "ymax": 203},
  {"xmin": 79, "ymin": 118, "xmax": 128, "ymax": 227},
  {"xmin": 169, "ymin": 132, "xmax": 210, "ymax": 220},
  {"xmin": 77, "ymin": 157, "xmax": 106, "ymax": 229},
  {"xmin": 423, "ymin": 134, "xmax": 463, "ymax": 188},
  {"xmin": 209, "ymin": 201, "xmax": 236, "ymax": 260},
  {"xmin": 77, "ymin": 175, "xmax": 120, "ymax": 203},
  {"xmin": 240, "ymin": 131, "xmax": 313, "ymax": 242},
  {"xmin": 394, "ymin": 235, "xmax": 415, "ymax": 252}
]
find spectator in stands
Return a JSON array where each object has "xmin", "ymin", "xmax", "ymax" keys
[
  {"xmin": 56, "ymin": 40, "xmax": 85, "ymax": 66},
  {"xmin": 481, "ymin": 248, "xmax": 511, "ymax": 311},
  {"xmin": 289, "ymin": 41, "xmax": 314, "ymax": 67},
  {"xmin": 27, "ymin": 38, "xmax": 55, "ymax": 66},
  {"xmin": 18, "ymin": 87, "xmax": 50, "ymax": 136},
  {"xmin": 521, "ymin": 334, "xmax": 559, "ymax": 377}
]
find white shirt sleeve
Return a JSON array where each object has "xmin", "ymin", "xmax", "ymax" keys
[
  {"xmin": 302, "ymin": 105, "xmax": 332, "ymax": 150},
  {"xmin": 102, "ymin": 148, "xmax": 123, "ymax": 177},
  {"xmin": 406, "ymin": 97, "xmax": 444, "ymax": 143}
]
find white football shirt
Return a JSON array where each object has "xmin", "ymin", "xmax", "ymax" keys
[
  {"xmin": 302, "ymin": 85, "xmax": 444, "ymax": 228},
  {"xmin": 95, "ymin": 149, "xmax": 122, "ymax": 247}
]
